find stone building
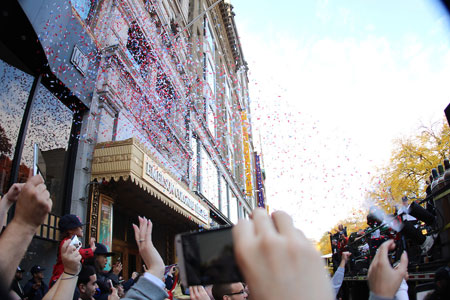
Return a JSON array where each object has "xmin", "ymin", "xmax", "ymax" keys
[{"xmin": 0, "ymin": 0, "xmax": 257, "ymax": 279}]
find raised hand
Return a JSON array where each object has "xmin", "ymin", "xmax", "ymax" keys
[
  {"xmin": 189, "ymin": 286, "xmax": 210, "ymax": 300},
  {"xmin": 112, "ymin": 261, "xmax": 122, "ymax": 275},
  {"xmin": 89, "ymin": 237, "xmax": 96, "ymax": 252},
  {"xmin": 133, "ymin": 216, "xmax": 165, "ymax": 279},
  {"xmin": 232, "ymin": 208, "xmax": 333, "ymax": 300},
  {"xmin": 61, "ymin": 239, "xmax": 81, "ymax": 275},
  {"xmin": 108, "ymin": 287, "xmax": 120, "ymax": 300},
  {"xmin": 14, "ymin": 174, "xmax": 52, "ymax": 231},
  {"xmin": 368, "ymin": 239, "xmax": 408, "ymax": 298},
  {"xmin": 1, "ymin": 183, "xmax": 24, "ymax": 207}
]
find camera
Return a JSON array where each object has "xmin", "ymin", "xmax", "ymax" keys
[{"xmin": 70, "ymin": 235, "xmax": 82, "ymax": 250}]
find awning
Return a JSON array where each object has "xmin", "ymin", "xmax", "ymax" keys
[{"xmin": 91, "ymin": 138, "xmax": 210, "ymax": 228}]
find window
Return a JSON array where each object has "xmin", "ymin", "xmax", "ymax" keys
[
  {"xmin": 0, "ymin": 60, "xmax": 32, "ymax": 194},
  {"xmin": 238, "ymin": 202, "xmax": 244, "ymax": 220},
  {"xmin": 200, "ymin": 146, "xmax": 219, "ymax": 208},
  {"xmin": 0, "ymin": 59, "xmax": 76, "ymax": 217},
  {"xmin": 156, "ymin": 72, "xmax": 176, "ymax": 115},
  {"xmin": 205, "ymin": 58, "xmax": 215, "ymax": 95},
  {"xmin": 219, "ymin": 175, "xmax": 228, "ymax": 216},
  {"xmin": 229, "ymin": 192, "xmax": 238, "ymax": 224},
  {"xmin": 226, "ymin": 108, "xmax": 232, "ymax": 139},
  {"xmin": 224, "ymin": 79, "xmax": 231, "ymax": 104},
  {"xmin": 127, "ymin": 22, "xmax": 154, "ymax": 68},
  {"xmin": 204, "ymin": 19, "xmax": 215, "ymax": 58},
  {"xmin": 190, "ymin": 133, "xmax": 199, "ymax": 191},
  {"xmin": 19, "ymin": 84, "xmax": 74, "ymax": 216},
  {"xmin": 226, "ymin": 146, "xmax": 233, "ymax": 172},
  {"xmin": 72, "ymin": 0, "xmax": 98, "ymax": 21},
  {"xmin": 207, "ymin": 103, "xmax": 215, "ymax": 138}
]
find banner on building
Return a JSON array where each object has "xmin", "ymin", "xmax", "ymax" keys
[
  {"xmin": 98, "ymin": 194, "xmax": 114, "ymax": 270},
  {"xmin": 241, "ymin": 111, "xmax": 253, "ymax": 197},
  {"xmin": 254, "ymin": 153, "xmax": 265, "ymax": 208}
]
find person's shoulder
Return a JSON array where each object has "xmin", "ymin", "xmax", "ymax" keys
[
  {"xmin": 25, "ymin": 279, "xmax": 33, "ymax": 284},
  {"xmin": 23, "ymin": 280, "xmax": 33, "ymax": 289}
]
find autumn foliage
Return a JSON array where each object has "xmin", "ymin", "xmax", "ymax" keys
[
  {"xmin": 317, "ymin": 118, "xmax": 450, "ymax": 254},
  {"xmin": 367, "ymin": 119, "xmax": 450, "ymax": 212}
]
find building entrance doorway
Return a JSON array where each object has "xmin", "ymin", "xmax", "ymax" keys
[{"xmin": 112, "ymin": 239, "xmax": 142, "ymax": 280}]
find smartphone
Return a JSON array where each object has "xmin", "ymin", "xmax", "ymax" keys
[
  {"xmin": 175, "ymin": 226, "xmax": 243, "ymax": 287},
  {"xmin": 107, "ymin": 279, "xmax": 113, "ymax": 290},
  {"xmin": 32, "ymin": 144, "xmax": 46, "ymax": 178},
  {"xmin": 33, "ymin": 144, "xmax": 39, "ymax": 176}
]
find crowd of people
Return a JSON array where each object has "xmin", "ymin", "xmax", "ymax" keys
[
  {"xmin": 0, "ymin": 173, "xmax": 448, "ymax": 300},
  {"xmin": 328, "ymin": 195, "xmax": 450, "ymax": 299}
]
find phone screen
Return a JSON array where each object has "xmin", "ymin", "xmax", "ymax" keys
[
  {"xmin": 33, "ymin": 144, "xmax": 46, "ymax": 178},
  {"xmin": 33, "ymin": 144, "xmax": 39, "ymax": 176},
  {"xmin": 176, "ymin": 226, "xmax": 243, "ymax": 286}
]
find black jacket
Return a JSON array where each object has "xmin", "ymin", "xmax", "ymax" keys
[
  {"xmin": 10, "ymin": 279, "xmax": 25, "ymax": 299},
  {"xmin": 23, "ymin": 279, "xmax": 48, "ymax": 300}
]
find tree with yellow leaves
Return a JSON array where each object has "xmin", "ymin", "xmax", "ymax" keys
[
  {"xmin": 316, "ymin": 118, "xmax": 450, "ymax": 255},
  {"xmin": 367, "ymin": 119, "xmax": 450, "ymax": 212}
]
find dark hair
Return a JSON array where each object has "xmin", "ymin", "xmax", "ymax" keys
[
  {"xmin": 83, "ymin": 256, "xmax": 103, "ymax": 274},
  {"xmin": 77, "ymin": 265, "xmax": 96, "ymax": 286},
  {"xmin": 212, "ymin": 283, "xmax": 233, "ymax": 300}
]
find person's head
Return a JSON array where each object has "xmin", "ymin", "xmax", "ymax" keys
[
  {"xmin": 77, "ymin": 265, "xmax": 98, "ymax": 300},
  {"xmin": 30, "ymin": 265, "xmax": 45, "ymax": 281},
  {"xmin": 15, "ymin": 266, "xmax": 24, "ymax": 281},
  {"xmin": 93, "ymin": 243, "xmax": 115, "ymax": 271},
  {"xmin": 402, "ymin": 196, "xmax": 408, "ymax": 207},
  {"xmin": 95, "ymin": 255, "xmax": 107, "ymax": 271},
  {"xmin": 212, "ymin": 282, "xmax": 248, "ymax": 300},
  {"xmin": 338, "ymin": 224, "xmax": 344, "ymax": 231},
  {"xmin": 59, "ymin": 214, "xmax": 84, "ymax": 238},
  {"xmin": 68, "ymin": 226, "xmax": 83, "ymax": 238}
]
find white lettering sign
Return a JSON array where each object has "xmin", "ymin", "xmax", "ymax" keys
[
  {"xmin": 143, "ymin": 156, "xmax": 209, "ymax": 224},
  {"xmin": 71, "ymin": 45, "xmax": 89, "ymax": 76}
]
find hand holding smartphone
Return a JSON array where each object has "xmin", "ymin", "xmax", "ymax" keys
[{"xmin": 175, "ymin": 226, "xmax": 243, "ymax": 287}]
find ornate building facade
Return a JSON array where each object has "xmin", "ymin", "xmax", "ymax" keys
[{"xmin": 0, "ymin": 0, "xmax": 257, "ymax": 279}]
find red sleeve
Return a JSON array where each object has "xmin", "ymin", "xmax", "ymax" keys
[{"xmin": 79, "ymin": 247, "xmax": 94, "ymax": 259}]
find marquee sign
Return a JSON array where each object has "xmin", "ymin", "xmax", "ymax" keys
[{"xmin": 142, "ymin": 155, "xmax": 209, "ymax": 224}]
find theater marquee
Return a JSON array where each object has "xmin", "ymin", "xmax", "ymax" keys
[
  {"xmin": 142, "ymin": 155, "xmax": 209, "ymax": 224},
  {"xmin": 90, "ymin": 138, "xmax": 210, "ymax": 228}
]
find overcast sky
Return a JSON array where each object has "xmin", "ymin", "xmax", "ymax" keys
[{"xmin": 232, "ymin": 0, "xmax": 450, "ymax": 240}]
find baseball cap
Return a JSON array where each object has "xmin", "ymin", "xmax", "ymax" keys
[
  {"xmin": 31, "ymin": 265, "xmax": 45, "ymax": 274},
  {"xmin": 58, "ymin": 214, "xmax": 84, "ymax": 232},
  {"xmin": 94, "ymin": 243, "xmax": 115, "ymax": 257},
  {"xmin": 16, "ymin": 266, "xmax": 25, "ymax": 272}
]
